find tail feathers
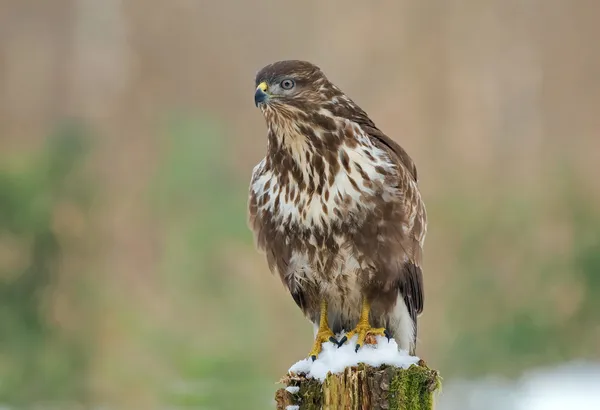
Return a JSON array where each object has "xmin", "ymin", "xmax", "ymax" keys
[{"xmin": 386, "ymin": 295, "xmax": 417, "ymax": 355}]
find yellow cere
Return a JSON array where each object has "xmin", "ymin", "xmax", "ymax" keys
[{"xmin": 257, "ymin": 82, "xmax": 268, "ymax": 92}]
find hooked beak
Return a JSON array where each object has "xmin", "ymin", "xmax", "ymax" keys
[{"xmin": 254, "ymin": 82, "xmax": 269, "ymax": 107}]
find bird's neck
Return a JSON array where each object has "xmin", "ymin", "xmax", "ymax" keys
[
  {"xmin": 263, "ymin": 112, "xmax": 357, "ymax": 191},
  {"xmin": 266, "ymin": 126, "xmax": 312, "ymax": 184}
]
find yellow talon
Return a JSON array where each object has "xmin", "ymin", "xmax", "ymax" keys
[
  {"xmin": 339, "ymin": 299, "xmax": 390, "ymax": 352},
  {"xmin": 308, "ymin": 300, "xmax": 337, "ymax": 360}
]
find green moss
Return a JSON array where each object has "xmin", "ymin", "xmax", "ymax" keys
[
  {"xmin": 389, "ymin": 365, "xmax": 440, "ymax": 410},
  {"xmin": 298, "ymin": 378, "xmax": 323, "ymax": 409}
]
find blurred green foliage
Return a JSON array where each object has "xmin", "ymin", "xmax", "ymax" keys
[
  {"xmin": 152, "ymin": 116, "xmax": 250, "ymax": 293},
  {"xmin": 150, "ymin": 116, "xmax": 273, "ymax": 409},
  {"xmin": 442, "ymin": 176, "xmax": 600, "ymax": 377},
  {"xmin": 0, "ymin": 123, "xmax": 92, "ymax": 405}
]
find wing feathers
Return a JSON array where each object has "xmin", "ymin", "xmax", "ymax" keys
[
  {"xmin": 399, "ymin": 262, "xmax": 424, "ymax": 321},
  {"xmin": 361, "ymin": 124, "xmax": 418, "ymax": 182}
]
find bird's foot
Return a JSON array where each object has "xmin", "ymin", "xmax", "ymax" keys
[
  {"xmin": 338, "ymin": 323, "xmax": 390, "ymax": 352},
  {"xmin": 308, "ymin": 328, "xmax": 337, "ymax": 361}
]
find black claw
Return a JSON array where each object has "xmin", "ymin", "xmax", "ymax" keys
[
  {"xmin": 384, "ymin": 329, "xmax": 391, "ymax": 341},
  {"xmin": 329, "ymin": 336, "xmax": 338, "ymax": 344},
  {"xmin": 355, "ymin": 344, "xmax": 361, "ymax": 353},
  {"xmin": 311, "ymin": 355, "xmax": 317, "ymax": 362},
  {"xmin": 337, "ymin": 336, "xmax": 348, "ymax": 347}
]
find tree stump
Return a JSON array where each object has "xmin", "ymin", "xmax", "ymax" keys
[{"xmin": 275, "ymin": 361, "xmax": 440, "ymax": 410}]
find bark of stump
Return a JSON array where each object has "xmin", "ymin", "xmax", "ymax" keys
[{"xmin": 275, "ymin": 361, "xmax": 440, "ymax": 410}]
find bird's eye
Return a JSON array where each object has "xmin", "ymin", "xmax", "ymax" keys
[{"xmin": 280, "ymin": 79, "xmax": 295, "ymax": 90}]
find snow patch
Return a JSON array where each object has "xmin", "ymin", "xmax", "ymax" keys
[
  {"xmin": 285, "ymin": 386, "xmax": 300, "ymax": 394},
  {"xmin": 285, "ymin": 406, "xmax": 299, "ymax": 410},
  {"xmin": 288, "ymin": 335, "xmax": 419, "ymax": 382}
]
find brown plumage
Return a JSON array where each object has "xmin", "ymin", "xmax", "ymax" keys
[{"xmin": 248, "ymin": 60, "xmax": 426, "ymax": 356}]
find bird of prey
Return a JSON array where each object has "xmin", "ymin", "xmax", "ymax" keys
[{"xmin": 248, "ymin": 60, "xmax": 426, "ymax": 359}]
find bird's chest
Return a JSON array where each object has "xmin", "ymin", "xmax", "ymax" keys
[
  {"xmin": 251, "ymin": 145, "xmax": 396, "ymax": 288},
  {"xmin": 252, "ymin": 148, "xmax": 393, "ymax": 233}
]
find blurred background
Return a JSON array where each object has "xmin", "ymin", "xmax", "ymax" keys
[{"xmin": 1, "ymin": 1, "xmax": 599, "ymax": 409}]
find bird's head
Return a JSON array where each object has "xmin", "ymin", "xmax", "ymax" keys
[
  {"xmin": 253, "ymin": 60, "xmax": 372, "ymax": 155},
  {"xmin": 254, "ymin": 60, "xmax": 337, "ymax": 116}
]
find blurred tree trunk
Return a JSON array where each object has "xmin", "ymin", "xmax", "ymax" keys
[{"xmin": 275, "ymin": 363, "xmax": 440, "ymax": 410}]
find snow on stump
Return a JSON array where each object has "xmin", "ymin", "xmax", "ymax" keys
[{"xmin": 274, "ymin": 336, "xmax": 440, "ymax": 410}]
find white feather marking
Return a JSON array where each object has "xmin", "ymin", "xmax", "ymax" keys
[
  {"xmin": 286, "ymin": 252, "xmax": 313, "ymax": 291},
  {"xmin": 387, "ymin": 295, "xmax": 415, "ymax": 353}
]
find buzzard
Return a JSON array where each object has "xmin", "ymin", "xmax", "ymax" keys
[{"xmin": 248, "ymin": 60, "xmax": 426, "ymax": 359}]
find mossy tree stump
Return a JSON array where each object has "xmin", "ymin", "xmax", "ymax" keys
[{"xmin": 275, "ymin": 361, "xmax": 440, "ymax": 409}]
